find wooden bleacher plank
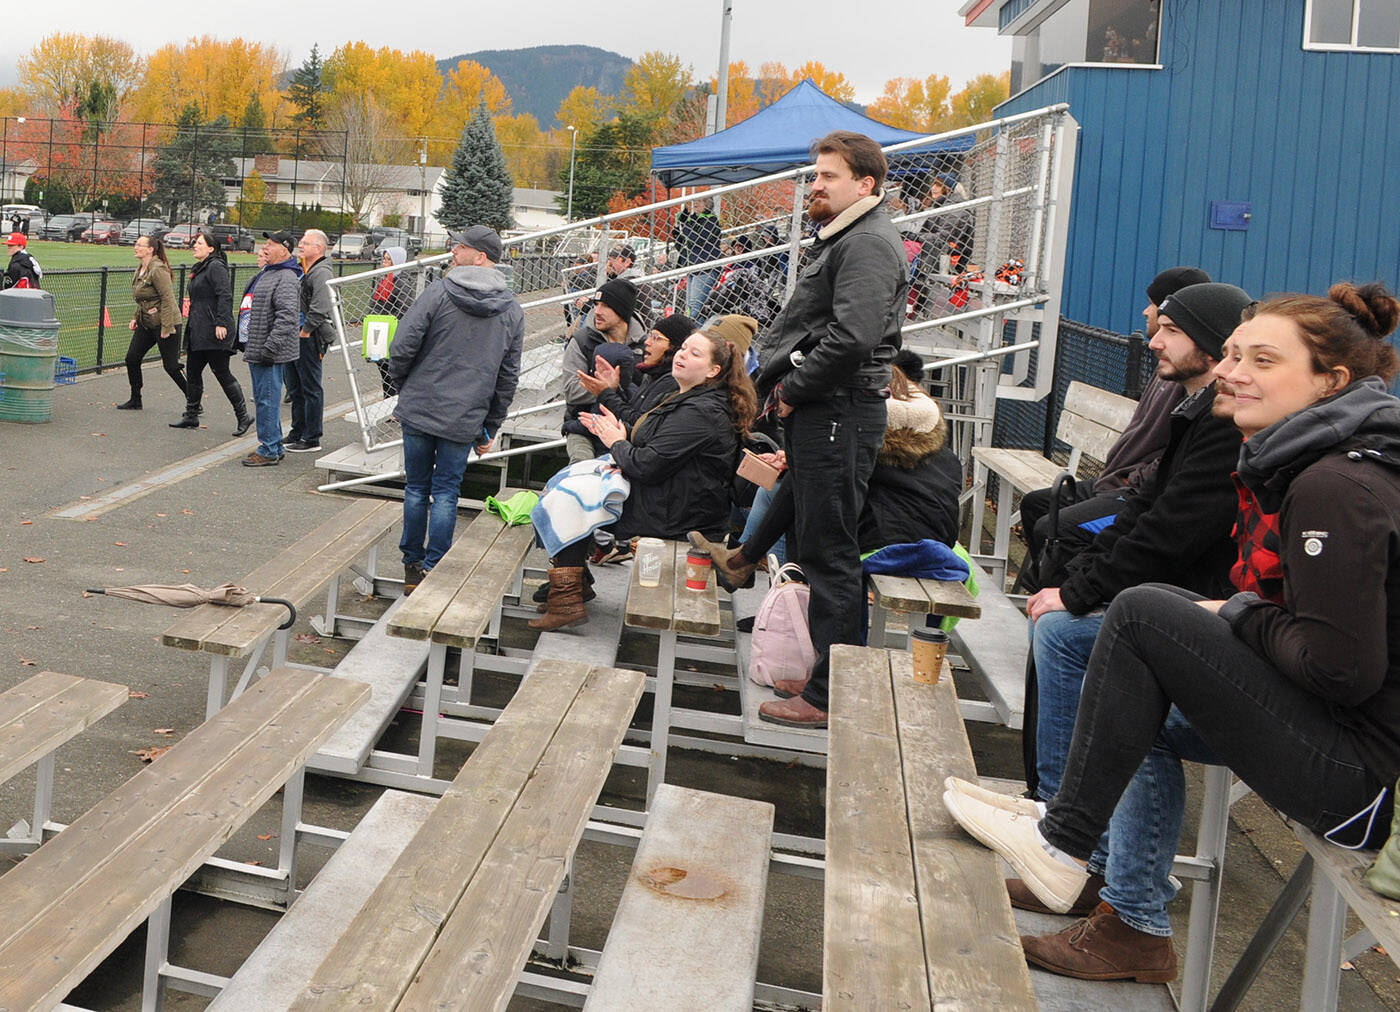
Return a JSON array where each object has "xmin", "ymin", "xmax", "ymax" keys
[
  {"xmin": 868, "ymin": 572, "xmax": 931, "ymax": 612},
  {"xmin": 431, "ymin": 522, "xmax": 536, "ymax": 648},
  {"xmin": 1058, "ymin": 408, "xmax": 1123, "ymax": 463},
  {"xmin": 0, "ymin": 669, "xmax": 368, "ymax": 1010},
  {"xmin": 387, "ymin": 511, "xmax": 502, "ymax": 641},
  {"xmin": 0, "ymin": 672, "xmax": 127, "ymax": 787},
  {"xmin": 624, "ymin": 539, "xmax": 676, "ymax": 631},
  {"xmin": 208, "ymin": 790, "xmax": 437, "ymax": 1011},
  {"xmin": 919, "ymin": 577, "xmax": 982, "ymax": 619},
  {"xmin": 888, "ymin": 650, "xmax": 1038, "ymax": 1009},
  {"xmin": 398, "ymin": 665, "xmax": 646, "ymax": 1009},
  {"xmin": 949, "ymin": 559, "xmax": 1027, "ymax": 729},
  {"xmin": 1294, "ymin": 829, "xmax": 1400, "ymax": 962},
  {"xmin": 206, "ymin": 502, "xmax": 398, "ymax": 656},
  {"xmin": 971, "ymin": 447, "xmax": 1065, "ymax": 493},
  {"xmin": 670, "ymin": 542, "xmax": 722, "ymax": 636},
  {"xmin": 307, "ymin": 598, "xmax": 431, "ymax": 775},
  {"xmin": 825, "ymin": 645, "xmax": 931, "ymax": 1009},
  {"xmin": 584, "ymin": 784, "xmax": 774, "ymax": 1011},
  {"xmin": 290, "ymin": 658, "xmax": 597, "ymax": 1009},
  {"xmin": 533, "ymin": 563, "xmax": 632, "ymax": 667},
  {"xmin": 1064, "ymin": 380, "xmax": 1138, "ymax": 431},
  {"xmin": 162, "ymin": 499, "xmax": 387, "ymax": 652}
]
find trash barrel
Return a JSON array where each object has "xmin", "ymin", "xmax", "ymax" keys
[{"xmin": 0, "ymin": 289, "xmax": 62, "ymax": 424}]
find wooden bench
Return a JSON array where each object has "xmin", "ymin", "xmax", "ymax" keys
[
  {"xmin": 969, "ymin": 380, "xmax": 1137, "ymax": 586},
  {"xmin": 0, "ymin": 672, "xmax": 127, "ymax": 856},
  {"xmin": 162, "ymin": 498, "xmax": 398, "ymax": 718},
  {"xmin": 826, "ymin": 644, "xmax": 1037, "ymax": 1009},
  {"xmin": 584, "ymin": 784, "xmax": 774, "ymax": 1011},
  {"xmin": 1214, "ymin": 824, "xmax": 1400, "ymax": 1012},
  {"xmin": 0, "ymin": 667, "xmax": 368, "ymax": 1011},
  {"xmin": 288, "ymin": 659, "xmax": 644, "ymax": 1010}
]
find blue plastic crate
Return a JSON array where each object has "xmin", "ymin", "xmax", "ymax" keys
[{"xmin": 55, "ymin": 356, "xmax": 77, "ymax": 385}]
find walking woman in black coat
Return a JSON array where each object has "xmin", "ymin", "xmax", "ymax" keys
[{"xmin": 174, "ymin": 231, "xmax": 251, "ymax": 434}]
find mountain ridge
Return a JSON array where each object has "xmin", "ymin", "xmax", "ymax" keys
[{"xmin": 436, "ymin": 45, "xmax": 633, "ymax": 127}]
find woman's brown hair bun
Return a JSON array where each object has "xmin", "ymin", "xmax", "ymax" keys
[{"xmin": 1328, "ymin": 281, "xmax": 1400, "ymax": 340}]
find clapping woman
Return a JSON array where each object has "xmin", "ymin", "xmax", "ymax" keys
[
  {"xmin": 173, "ymin": 231, "xmax": 251, "ymax": 435},
  {"xmin": 118, "ymin": 235, "xmax": 184, "ymax": 410}
]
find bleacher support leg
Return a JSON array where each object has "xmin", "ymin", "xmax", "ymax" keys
[
  {"xmin": 647, "ymin": 630, "xmax": 676, "ymax": 810},
  {"xmin": 1180, "ymin": 765, "xmax": 1232, "ymax": 1011},
  {"xmin": 1300, "ymin": 867, "xmax": 1348, "ymax": 1011}
]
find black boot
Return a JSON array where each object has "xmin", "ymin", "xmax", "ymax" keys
[
  {"xmin": 225, "ymin": 379, "xmax": 253, "ymax": 436},
  {"xmin": 169, "ymin": 401, "xmax": 200, "ymax": 428},
  {"xmin": 116, "ymin": 392, "xmax": 142, "ymax": 410}
]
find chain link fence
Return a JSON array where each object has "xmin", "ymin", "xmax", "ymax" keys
[{"xmin": 328, "ymin": 104, "xmax": 1077, "ymax": 455}]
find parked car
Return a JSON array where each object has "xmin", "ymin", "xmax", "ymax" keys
[
  {"xmin": 120, "ymin": 219, "xmax": 165, "ymax": 245},
  {"xmin": 332, "ymin": 233, "xmax": 376, "ymax": 260},
  {"xmin": 369, "ymin": 226, "xmax": 423, "ymax": 256},
  {"xmin": 79, "ymin": 220, "xmax": 123, "ymax": 244},
  {"xmin": 1, "ymin": 204, "xmax": 45, "ymax": 233},
  {"xmin": 39, "ymin": 214, "xmax": 92, "ymax": 242},
  {"xmin": 163, "ymin": 224, "xmax": 199, "ymax": 248},
  {"xmin": 208, "ymin": 223, "xmax": 255, "ymax": 253}
]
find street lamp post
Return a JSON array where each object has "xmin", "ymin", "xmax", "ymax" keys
[{"xmin": 565, "ymin": 125, "xmax": 578, "ymax": 221}]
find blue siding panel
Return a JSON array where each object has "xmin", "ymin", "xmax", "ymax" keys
[{"xmin": 997, "ymin": 0, "xmax": 1400, "ymax": 333}]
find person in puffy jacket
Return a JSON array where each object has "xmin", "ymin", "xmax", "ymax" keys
[
  {"xmin": 531, "ymin": 330, "xmax": 756, "ymax": 630},
  {"xmin": 241, "ymin": 231, "xmax": 303, "ymax": 466}
]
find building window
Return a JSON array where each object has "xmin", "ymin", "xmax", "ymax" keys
[
  {"xmin": 1306, "ymin": 0, "xmax": 1400, "ymax": 51},
  {"xmin": 1009, "ymin": 0, "xmax": 1161, "ymax": 95}
]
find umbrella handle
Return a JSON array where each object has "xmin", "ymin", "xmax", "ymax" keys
[
  {"xmin": 258, "ymin": 597, "xmax": 297, "ymax": 630},
  {"xmin": 85, "ymin": 589, "xmax": 109, "ymax": 596}
]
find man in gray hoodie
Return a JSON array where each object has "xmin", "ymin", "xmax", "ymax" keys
[{"xmin": 388, "ymin": 225, "xmax": 523, "ymax": 592}]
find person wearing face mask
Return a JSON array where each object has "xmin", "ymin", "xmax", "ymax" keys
[
  {"xmin": 530, "ymin": 331, "xmax": 756, "ymax": 630},
  {"xmin": 172, "ymin": 231, "xmax": 250, "ymax": 434},
  {"xmin": 944, "ymin": 282, "xmax": 1400, "ymax": 985},
  {"xmin": 118, "ymin": 235, "xmax": 185, "ymax": 410}
]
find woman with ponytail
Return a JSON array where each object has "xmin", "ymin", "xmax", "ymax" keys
[
  {"xmin": 943, "ymin": 282, "xmax": 1400, "ymax": 981},
  {"xmin": 532, "ymin": 331, "xmax": 755, "ymax": 629}
]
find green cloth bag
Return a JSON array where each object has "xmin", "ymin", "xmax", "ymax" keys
[
  {"xmin": 485, "ymin": 490, "xmax": 539, "ymax": 526},
  {"xmin": 1365, "ymin": 781, "xmax": 1400, "ymax": 899}
]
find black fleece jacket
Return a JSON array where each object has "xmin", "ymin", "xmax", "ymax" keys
[
  {"xmin": 1220, "ymin": 378, "xmax": 1400, "ymax": 783},
  {"xmin": 1058, "ymin": 384, "xmax": 1241, "ymax": 615}
]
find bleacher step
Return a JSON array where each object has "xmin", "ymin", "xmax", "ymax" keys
[
  {"xmin": 949, "ymin": 559, "xmax": 1028, "ymax": 729},
  {"xmin": 731, "ymin": 578, "xmax": 828, "ymax": 754}
]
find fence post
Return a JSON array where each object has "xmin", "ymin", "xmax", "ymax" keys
[
  {"xmin": 95, "ymin": 267, "xmax": 108, "ymax": 373},
  {"xmin": 1125, "ymin": 330, "xmax": 1146, "ymax": 400},
  {"xmin": 1041, "ymin": 328, "xmax": 1065, "ymax": 458}
]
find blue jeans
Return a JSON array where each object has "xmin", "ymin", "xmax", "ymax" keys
[
  {"xmin": 686, "ymin": 269, "xmax": 720, "ymax": 318},
  {"xmin": 285, "ymin": 336, "xmax": 324, "ymax": 443},
  {"xmin": 1031, "ymin": 610, "xmax": 1111, "ymax": 871},
  {"xmin": 741, "ymin": 484, "xmax": 787, "ymax": 566},
  {"xmin": 247, "ymin": 362, "xmax": 285, "ymax": 458},
  {"xmin": 399, "ymin": 422, "xmax": 474, "ymax": 571}
]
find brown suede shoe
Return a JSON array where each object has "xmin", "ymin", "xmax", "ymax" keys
[
  {"xmin": 686, "ymin": 531, "xmax": 757, "ymax": 590},
  {"xmin": 1008, "ymin": 871, "xmax": 1106, "ymax": 917},
  {"xmin": 758, "ymin": 695, "xmax": 828, "ymax": 728},
  {"xmin": 770, "ymin": 677, "xmax": 808, "ymax": 700},
  {"xmin": 1020, "ymin": 902, "xmax": 1178, "ymax": 983}
]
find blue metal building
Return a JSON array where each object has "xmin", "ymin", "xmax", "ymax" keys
[{"xmin": 963, "ymin": 0, "xmax": 1400, "ymax": 333}]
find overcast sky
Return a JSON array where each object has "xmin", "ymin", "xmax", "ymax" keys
[{"xmin": 0, "ymin": 1, "xmax": 1011, "ymax": 102}]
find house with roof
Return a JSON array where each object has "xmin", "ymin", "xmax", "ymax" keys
[{"xmin": 960, "ymin": 0, "xmax": 1400, "ymax": 333}]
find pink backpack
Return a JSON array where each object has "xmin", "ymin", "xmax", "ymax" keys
[{"xmin": 748, "ymin": 561, "xmax": 817, "ymax": 687}]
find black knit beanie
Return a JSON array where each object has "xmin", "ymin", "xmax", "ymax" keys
[
  {"xmin": 652, "ymin": 312, "xmax": 697, "ymax": 344},
  {"xmin": 1157, "ymin": 282, "xmax": 1253, "ymax": 360},
  {"xmin": 597, "ymin": 279, "xmax": 638, "ymax": 324},
  {"xmin": 1147, "ymin": 266, "xmax": 1211, "ymax": 307}
]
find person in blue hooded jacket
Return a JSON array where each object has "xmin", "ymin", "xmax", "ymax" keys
[{"xmin": 388, "ymin": 226, "xmax": 524, "ymax": 593}]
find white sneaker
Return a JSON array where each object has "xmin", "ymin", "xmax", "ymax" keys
[
  {"xmin": 942, "ymin": 789, "xmax": 1088, "ymax": 914},
  {"xmin": 944, "ymin": 776, "xmax": 1045, "ymax": 818}
]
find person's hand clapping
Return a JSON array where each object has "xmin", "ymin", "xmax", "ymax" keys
[{"xmin": 581, "ymin": 404, "xmax": 628, "ymax": 448}]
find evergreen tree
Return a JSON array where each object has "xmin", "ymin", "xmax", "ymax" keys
[
  {"xmin": 438, "ymin": 103, "xmax": 514, "ymax": 233},
  {"xmin": 288, "ymin": 45, "xmax": 327, "ymax": 130},
  {"xmin": 239, "ymin": 94, "xmax": 275, "ymax": 155},
  {"xmin": 149, "ymin": 104, "xmax": 239, "ymax": 224},
  {"xmin": 557, "ymin": 111, "xmax": 655, "ymax": 219}
]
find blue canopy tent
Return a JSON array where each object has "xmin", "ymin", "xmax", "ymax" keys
[{"xmin": 650, "ymin": 78, "xmax": 975, "ymax": 188}]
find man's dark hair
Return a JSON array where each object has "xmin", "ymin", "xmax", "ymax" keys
[{"xmin": 811, "ymin": 131, "xmax": 888, "ymax": 190}]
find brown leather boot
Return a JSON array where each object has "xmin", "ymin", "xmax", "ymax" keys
[
  {"xmin": 686, "ymin": 531, "xmax": 758, "ymax": 590},
  {"xmin": 529, "ymin": 567, "xmax": 588, "ymax": 630},
  {"xmin": 1020, "ymin": 902, "xmax": 1178, "ymax": 983},
  {"xmin": 1008, "ymin": 871, "xmax": 1106, "ymax": 916}
]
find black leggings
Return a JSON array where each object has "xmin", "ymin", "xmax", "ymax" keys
[
  {"xmin": 1041, "ymin": 584, "xmax": 1392, "ymax": 858},
  {"xmin": 125, "ymin": 325, "xmax": 186, "ymax": 396},
  {"xmin": 186, "ymin": 348, "xmax": 245, "ymax": 415}
]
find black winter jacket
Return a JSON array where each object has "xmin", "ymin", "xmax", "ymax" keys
[
  {"xmin": 1058, "ymin": 384, "xmax": 1241, "ymax": 615},
  {"xmin": 596, "ymin": 356, "xmax": 678, "ymax": 427},
  {"xmin": 184, "ymin": 256, "xmax": 234, "ymax": 353},
  {"xmin": 859, "ymin": 436, "xmax": 962, "ymax": 551},
  {"xmin": 755, "ymin": 194, "xmax": 907, "ymax": 404},
  {"xmin": 610, "ymin": 384, "xmax": 738, "ymax": 542},
  {"xmin": 1220, "ymin": 378, "xmax": 1400, "ymax": 784}
]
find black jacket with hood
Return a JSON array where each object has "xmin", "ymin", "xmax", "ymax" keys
[
  {"xmin": 389, "ymin": 265, "xmax": 524, "ymax": 443},
  {"xmin": 1219, "ymin": 378, "xmax": 1400, "ymax": 783},
  {"xmin": 754, "ymin": 193, "xmax": 907, "ymax": 404},
  {"xmin": 597, "ymin": 351, "xmax": 679, "ymax": 427},
  {"xmin": 859, "ymin": 390, "xmax": 962, "ymax": 551},
  {"xmin": 609, "ymin": 383, "xmax": 738, "ymax": 542},
  {"xmin": 1058, "ymin": 383, "xmax": 1242, "ymax": 615}
]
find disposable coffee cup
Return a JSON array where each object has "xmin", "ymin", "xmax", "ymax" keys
[
  {"xmin": 637, "ymin": 538, "xmax": 665, "ymax": 588},
  {"xmin": 910, "ymin": 627, "xmax": 949, "ymax": 685}
]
